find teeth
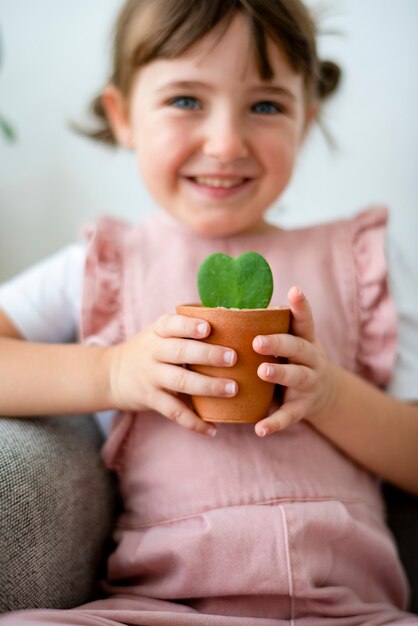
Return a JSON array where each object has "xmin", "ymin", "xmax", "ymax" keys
[{"xmin": 194, "ymin": 176, "xmax": 244, "ymax": 188}]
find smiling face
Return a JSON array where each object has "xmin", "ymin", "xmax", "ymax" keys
[{"xmin": 104, "ymin": 13, "xmax": 314, "ymax": 237}]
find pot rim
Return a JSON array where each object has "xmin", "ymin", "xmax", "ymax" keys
[{"xmin": 177, "ymin": 303, "xmax": 290, "ymax": 313}]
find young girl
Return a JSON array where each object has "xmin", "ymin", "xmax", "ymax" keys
[{"xmin": 0, "ymin": 0, "xmax": 417, "ymax": 624}]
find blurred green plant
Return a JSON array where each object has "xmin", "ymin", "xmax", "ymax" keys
[{"xmin": 0, "ymin": 29, "xmax": 16, "ymax": 142}]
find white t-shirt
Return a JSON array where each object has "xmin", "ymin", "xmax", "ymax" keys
[
  {"xmin": 0, "ymin": 244, "xmax": 417, "ymax": 403},
  {"xmin": 0, "ymin": 244, "xmax": 85, "ymax": 343}
]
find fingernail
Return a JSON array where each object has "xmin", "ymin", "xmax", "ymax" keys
[
  {"xmin": 256, "ymin": 426, "xmax": 267, "ymax": 437},
  {"xmin": 197, "ymin": 322, "xmax": 208, "ymax": 336},
  {"xmin": 223, "ymin": 350, "xmax": 235, "ymax": 365},
  {"xmin": 207, "ymin": 427, "xmax": 217, "ymax": 437},
  {"xmin": 225, "ymin": 382, "xmax": 237, "ymax": 396},
  {"xmin": 255, "ymin": 336, "xmax": 266, "ymax": 349},
  {"xmin": 264, "ymin": 364, "xmax": 273, "ymax": 378}
]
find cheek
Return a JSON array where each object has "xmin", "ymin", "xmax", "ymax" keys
[
  {"xmin": 134, "ymin": 118, "xmax": 191, "ymax": 179},
  {"xmin": 265, "ymin": 136, "xmax": 298, "ymax": 181},
  {"xmin": 256, "ymin": 130, "xmax": 301, "ymax": 205}
]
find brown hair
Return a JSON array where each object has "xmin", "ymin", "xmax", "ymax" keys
[{"xmin": 87, "ymin": 0, "xmax": 341, "ymax": 145}]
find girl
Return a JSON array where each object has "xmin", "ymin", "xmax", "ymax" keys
[{"xmin": 0, "ymin": 0, "xmax": 417, "ymax": 624}]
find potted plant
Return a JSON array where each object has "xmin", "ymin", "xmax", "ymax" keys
[
  {"xmin": 177, "ymin": 252, "xmax": 291, "ymax": 423},
  {"xmin": 0, "ymin": 30, "xmax": 16, "ymax": 142}
]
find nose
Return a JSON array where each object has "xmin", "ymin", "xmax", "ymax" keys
[{"xmin": 202, "ymin": 108, "xmax": 249, "ymax": 163}]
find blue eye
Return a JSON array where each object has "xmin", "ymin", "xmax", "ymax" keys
[
  {"xmin": 252, "ymin": 101, "xmax": 283, "ymax": 114},
  {"xmin": 169, "ymin": 96, "xmax": 201, "ymax": 110}
]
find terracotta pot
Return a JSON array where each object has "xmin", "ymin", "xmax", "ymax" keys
[{"xmin": 176, "ymin": 304, "xmax": 291, "ymax": 423}]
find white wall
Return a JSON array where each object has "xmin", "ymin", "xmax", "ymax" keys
[{"xmin": 1, "ymin": 0, "xmax": 417, "ymax": 284}]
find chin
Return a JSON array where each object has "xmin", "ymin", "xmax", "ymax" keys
[
  {"xmin": 188, "ymin": 211, "xmax": 261, "ymax": 239},
  {"xmin": 191, "ymin": 219, "xmax": 245, "ymax": 238}
]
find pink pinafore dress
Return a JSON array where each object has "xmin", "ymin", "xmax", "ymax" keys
[{"xmin": 3, "ymin": 207, "xmax": 417, "ymax": 625}]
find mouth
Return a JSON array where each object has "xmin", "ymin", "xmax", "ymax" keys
[
  {"xmin": 191, "ymin": 176, "xmax": 248, "ymax": 189},
  {"xmin": 184, "ymin": 176, "xmax": 255, "ymax": 200}
]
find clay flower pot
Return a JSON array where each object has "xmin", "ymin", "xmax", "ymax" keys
[{"xmin": 176, "ymin": 304, "xmax": 291, "ymax": 423}]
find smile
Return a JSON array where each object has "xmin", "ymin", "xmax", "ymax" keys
[{"xmin": 192, "ymin": 176, "xmax": 247, "ymax": 189}]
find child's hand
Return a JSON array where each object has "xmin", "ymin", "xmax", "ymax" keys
[
  {"xmin": 106, "ymin": 314, "xmax": 237, "ymax": 436},
  {"xmin": 253, "ymin": 287, "xmax": 336, "ymax": 437}
]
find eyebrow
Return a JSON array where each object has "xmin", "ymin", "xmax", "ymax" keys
[
  {"xmin": 156, "ymin": 80, "xmax": 297, "ymax": 101},
  {"xmin": 252, "ymin": 85, "xmax": 297, "ymax": 102},
  {"xmin": 156, "ymin": 80, "xmax": 212, "ymax": 94}
]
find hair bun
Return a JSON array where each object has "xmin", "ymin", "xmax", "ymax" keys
[{"xmin": 318, "ymin": 60, "xmax": 341, "ymax": 99}]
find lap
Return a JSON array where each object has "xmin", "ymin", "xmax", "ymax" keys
[{"xmin": 1, "ymin": 595, "xmax": 417, "ymax": 626}]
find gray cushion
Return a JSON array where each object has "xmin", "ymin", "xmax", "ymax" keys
[{"xmin": 0, "ymin": 415, "xmax": 116, "ymax": 612}]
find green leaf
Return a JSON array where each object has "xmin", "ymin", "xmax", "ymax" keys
[
  {"xmin": 0, "ymin": 116, "xmax": 16, "ymax": 141},
  {"xmin": 198, "ymin": 251, "xmax": 274, "ymax": 309}
]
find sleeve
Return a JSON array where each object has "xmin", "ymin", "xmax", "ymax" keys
[
  {"xmin": 0, "ymin": 244, "xmax": 85, "ymax": 343},
  {"xmin": 349, "ymin": 207, "xmax": 397, "ymax": 387}
]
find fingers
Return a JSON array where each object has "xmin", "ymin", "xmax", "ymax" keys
[
  {"xmin": 255, "ymin": 399, "xmax": 309, "ymax": 437},
  {"xmin": 253, "ymin": 287, "xmax": 316, "ymax": 364},
  {"xmin": 153, "ymin": 389, "xmax": 217, "ymax": 437},
  {"xmin": 257, "ymin": 361, "xmax": 316, "ymax": 391},
  {"xmin": 253, "ymin": 332, "xmax": 317, "ymax": 368},
  {"xmin": 287, "ymin": 287, "xmax": 315, "ymax": 343},
  {"xmin": 155, "ymin": 363, "xmax": 238, "ymax": 399},
  {"xmin": 115, "ymin": 318, "xmax": 237, "ymax": 437},
  {"xmin": 251, "ymin": 290, "xmax": 331, "ymax": 438},
  {"xmin": 149, "ymin": 314, "xmax": 239, "ymax": 435},
  {"xmin": 154, "ymin": 313, "xmax": 237, "ymax": 367},
  {"xmin": 154, "ymin": 313, "xmax": 211, "ymax": 340},
  {"xmin": 154, "ymin": 337, "xmax": 237, "ymax": 368}
]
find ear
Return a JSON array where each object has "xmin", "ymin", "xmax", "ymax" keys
[
  {"xmin": 304, "ymin": 103, "xmax": 318, "ymax": 132},
  {"xmin": 101, "ymin": 85, "xmax": 133, "ymax": 148}
]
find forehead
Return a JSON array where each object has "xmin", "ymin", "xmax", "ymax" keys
[
  {"xmin": 135, "ymin": 13, "xmax": 303, "ymax": 90},
  {"xmin": 191, "ymin": 14, "xmax": 294, "ymax": 76}
]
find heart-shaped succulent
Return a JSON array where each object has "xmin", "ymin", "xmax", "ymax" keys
[{"xmin": 197, "ymin": 251, "xmax": 273, "ymax": 309}]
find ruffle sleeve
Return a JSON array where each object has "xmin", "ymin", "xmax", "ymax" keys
[
  {"xmin": 80, "ymin": 216, "xmax": 130, "ymax": 346},
  {"xmin": 349, "ymin": 207, "xmax": 397, "ymax": 386}
]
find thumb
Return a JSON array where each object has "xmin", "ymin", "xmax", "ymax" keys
[{"xmin": 288, "ymin": 286, "xmax": 315, "ymax": 343}]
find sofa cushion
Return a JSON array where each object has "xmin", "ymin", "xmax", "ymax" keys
[{"xmin": 0, "ymin": 415, "xmax": 116, "ymax": 612}]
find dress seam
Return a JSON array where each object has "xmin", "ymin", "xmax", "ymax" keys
[
  {"xmin": 280, "ymin": 504, "xmax": 295, "ymax": 626},
  {"xmin": 117, "ymin": 494, "xmax": 383, "ymax": 530}
]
